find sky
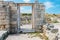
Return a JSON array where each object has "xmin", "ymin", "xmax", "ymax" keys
[{"xmin": 4, "ymin": 0, "xmax": 60, "ymax": 14}]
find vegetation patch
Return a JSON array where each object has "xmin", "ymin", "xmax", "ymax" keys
[
  {"xmin": 53, "ymin": 20, "xmax": 59, "ymax": 23},
  {"xmin": 28, "ymin": 32, "xmax": 49, "ymax": 40},
  {"xmin": 22, "ymin": 13, "xmax": 32, "ymax": 16}
]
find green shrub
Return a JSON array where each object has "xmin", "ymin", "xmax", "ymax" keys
[{"xmin": 53, "ymin": 20, "xmax": 59, "ymax": 23}]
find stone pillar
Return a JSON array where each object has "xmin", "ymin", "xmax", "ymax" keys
[
  {"xmin": 32, "ymin": 5, "xmax": 35, "ymax": 29},
  {"xmin": 33, "ymin": 1, "xmax": 45, "ymax": 32},
  {"xmin": 6, "ymin": 6, "xmax": 10, "ymax": 32},
  {"xmin": 17, "ymin": 4, "xmax": 20, "ymax": 33}
]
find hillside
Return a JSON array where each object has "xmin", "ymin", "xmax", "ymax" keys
[{"xmin": 21, "ymin": 13, "xmax": 60, "ymax": 23}]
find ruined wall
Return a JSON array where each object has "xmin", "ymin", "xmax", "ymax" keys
[
  {"xmin": 0, "ymin": 1, "xmax": 10, "ymax": 30},
  {"xmin": 0, "ymin": 1, "xmax": 18, "ymax": 33},
  {"xmin": 34, "ymin": 3, "xmax": 45, "ymax": 32},
  {"xmin": 8, "ymin": 2, "xmax": 18, "ymax": 33},
  {"xmin": 0, "ymin": 1, "xmax": 45, "ymax": 33}
]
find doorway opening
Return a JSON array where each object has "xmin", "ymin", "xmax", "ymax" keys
[{"xmin": 20, "ymin": 6, "xmax": 33, "ymax": 32}]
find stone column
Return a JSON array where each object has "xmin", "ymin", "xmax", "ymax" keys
[
  {"xmin": 32, "ymin": 5, "xmax": 35, "ymax": 29},
  {"xmin": 6, "ymin": 6, "xmax": 10, "ymax": 32},
  {"xmin": 17, "ymin": 4, "xmax": 20, "ymax": 33}
]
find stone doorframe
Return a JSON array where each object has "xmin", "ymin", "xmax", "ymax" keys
[{"xmin": 17, "ymin": 3, "xmax": 35, "ymax": 32}]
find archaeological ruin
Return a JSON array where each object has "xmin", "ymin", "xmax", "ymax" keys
[{"xmin": 0, "ymin": 0, "xmax": 45, "ymax": 33}]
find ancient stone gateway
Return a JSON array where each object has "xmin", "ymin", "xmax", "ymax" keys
[
  {"xmin": 16, "ymin": 1, "xmax": 45, "ymax": 33},
  {"xmin": 17, "ymin": 3, "xmax": 35, "ymax": 33},
  {"xmin": 0, "ymin": 0, "xmax": 45, "ymax": 33}
]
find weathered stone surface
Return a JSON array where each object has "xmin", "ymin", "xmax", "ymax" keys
[
  {"xmin": 0, "ymin": 2, "xmax": 10, "ymax": 30},
  {"xmin": 0, "ymin": 1, "xmax": 45, "ymax": 33}
]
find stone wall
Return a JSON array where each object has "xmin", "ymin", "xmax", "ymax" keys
[
  {"xmin": 8, "ymin": 2, "xmax": 18, "ymax": 33},
  {"xmin": 0, "ymin": 1, "xmax": 18, "ymax": 33},
  {"xmin": 34, "ymin": 3, "xmax": 45, "ymax": 32},
  {"xmin": 0, "ymin": 1, "xmax": 45, "ymax": 33},
  {"xmin": 0, "ymin": 1, "xmax": 10, "ymax": 30}
]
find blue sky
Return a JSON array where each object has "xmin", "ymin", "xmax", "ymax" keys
[{"xmin": 4, "ymin": 0, "xmax": 60, "ymax": 14}]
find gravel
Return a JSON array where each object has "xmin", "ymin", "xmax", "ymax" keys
[{"xmin": 6, "ymin": 34, "xmax": 42, "ymax": 40}]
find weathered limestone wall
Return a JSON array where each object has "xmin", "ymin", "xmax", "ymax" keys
[
  {"xmin": 0, "ymin": 1, "xmax": 10, "ymax": 30},
  {"xmin": 33, "ymin": 3, "xmax": 45, "ymax": 32},
  {"xmin": 8, "ymin": 2, "xmax": 18, "ymax": 33},
  {"xmin": 0, "ymin": 1, "xmax": 45, "ymax": 33},
  {"xmin": 0, "ymin": 1, "xmax": 18, "ymax": 33}
]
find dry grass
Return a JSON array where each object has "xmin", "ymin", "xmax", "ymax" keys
[{"xmin": 29, "ymin": 32, "xmax": 49, "ymax": 40}]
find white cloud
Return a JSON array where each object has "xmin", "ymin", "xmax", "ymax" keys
[
  {"xmin": 26, "ymin": 10, "xmax": 32, "ymax": 13},
  {"xmin": 20, "ymin": 7, "xmax": 24, "ymax": 10},
  {"xmin": 20, "ymin": 7, "xmax": 32, "ymax": 13},
  {"xmin": 4, "ymin": 0, "xmax": 13, "ymax": 1},
  {"xmin": 20, "ymin": 7, "xmax": 25, "ymax": 13},
  {"xmin": 44, "ymin": 1, "xmax": 54, "ymax": 9},
  {"xmin": 4, "ymin": 0, "xmax": 7, "ymax": 1},
  {"xmin": 23, "ymin": 0, "xmax": 30, "ymax": 3}
]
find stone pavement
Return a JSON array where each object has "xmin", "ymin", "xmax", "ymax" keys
[
  {"xmin": 20, "ymin": 24, "xmax": 35, "ymax": 32},
  {"xmin": 6, "ymin": 34, "xmax": 42, "ymax": 40}
]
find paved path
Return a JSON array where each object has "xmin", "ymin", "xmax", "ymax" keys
[
  {"xmin": 20, "ymin": 24, "xmax": 35, "ymax": 32},
  {"xmin": 6, "ymin": 24, "xmax": 42, "ymax": 40},
  {"xmin": 6, "ymin": 34, "xmax": 42, "ymax": 40}
]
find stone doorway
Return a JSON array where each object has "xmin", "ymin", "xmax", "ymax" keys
[
  {"xmin": 20, "ymin": 6, "xmax": 33, "ymax": 32},
  {"xmin": 16, "ymin": 2, "xmax": 45, "ymax": 33},
  {"xmin": 17, "ymin": 3, "xmax": 35, "ymax": 32}
]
